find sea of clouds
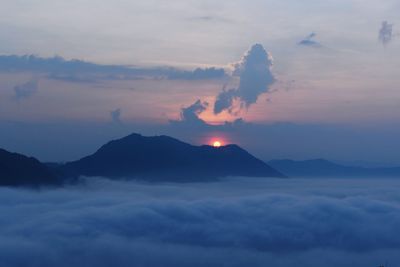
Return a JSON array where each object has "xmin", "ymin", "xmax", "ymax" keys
[{"xmin": 1, "ymin": 177, "xmax": 400, "ymax": 267}]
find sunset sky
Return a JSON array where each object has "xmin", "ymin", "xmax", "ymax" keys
[{"xmin": 1, "ymin": 0, "xmax": 399, "ymax": 164}]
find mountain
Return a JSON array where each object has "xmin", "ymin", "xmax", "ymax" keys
[
  {"xmin": 268, "ymin": 159, "xmax": 400, "ymax": 178},
  {"xmin": 63, "ymin": 133, "xmax": 285, "ymax": 181},
  {"xmin": 0, "ymin": 148, "xmax": 59, "ymax": 186}
]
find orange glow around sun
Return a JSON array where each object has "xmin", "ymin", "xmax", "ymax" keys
[{"xmin": 213, "ymin": 141, "xmax": 222, "ymax": 147}]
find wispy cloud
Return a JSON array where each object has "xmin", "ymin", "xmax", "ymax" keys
[
  {"xmin": 379, "ymin": 21, "xmax": 393, "ymax": 46},
  {"xmin": 13, "ymin": 80, "xmax": 38, "ymax": 101},
  {"xmin": 110, "ymin": 108, "xmax": 122, "ymax": 123},
  {"xmin": 187, "ymin": 15, "xmax": 232, "ymax": 23},
  {"xmin": 298, "ymin": 32, "xmax": 322, "ymax": 48}
]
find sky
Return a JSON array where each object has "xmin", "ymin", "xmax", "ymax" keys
[
  {"xmin": 0, "ymin": 0, "xmax": 400, "ymax": 164},
  {"xmin": 1, "ymin": 177, "xmax": 400, "ymax": 267}
]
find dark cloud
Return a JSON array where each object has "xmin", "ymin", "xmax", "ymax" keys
[
  {"xmin": 110, "ymin": 108, "xmax": 122, "ymax": 123},
  {"xmin": 214, "ymin": 44, "xmax": 275, "ymax": 114},
  {"xmin": 0, "ymin": 177, "xmax": 399, "ymax": 267},
  {"xmin": 13, "ymin": 80, "xmax": 38, "ymax": 101},
  {"xmin": 0, "ymin": 55, "xmax": 129, "ymax": 74},
  {"xmin": 298, "ymin": 32, "xmax": 322, "ymax": 48},
  {"xmin": 170, "ymin": 99, "xmax": 246, "ymax": 130},
  {"xmin": 172, "ymin": 100, "xmax": 209, "ymax": 126},
  {"xmin": 0, "ymin": 55, "xmax": 226, "ymax": 82},
  {"xmin": 214, "ymin": 87, "xmax": 237, "ymax": 114},
  {"xmin": 379, "ymin": 21, "xmax": 393, "ymax": 46}
]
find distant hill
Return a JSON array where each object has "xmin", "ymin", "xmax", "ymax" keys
[
  {"xmin": 268, "ymin": 159, "xmax": 400, "ymax": 178},
  {"xmin": 0, "ymin": 148, "xmax": 59, "ymax": 186},
  {"xmin": 63, "ymin": 133, "xmax": 285, "ymax": 181}
]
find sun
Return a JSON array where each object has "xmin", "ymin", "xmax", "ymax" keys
[{"xmin": 213, "ymin": 141, "xmax": 222, "ymax": 148}]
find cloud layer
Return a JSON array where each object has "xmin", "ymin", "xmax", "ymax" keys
[
  {"xmin": 0, "ymin": 55, "xmax": 226, "ymax": 82},
  {"xmin": 0, "ymin": 177, "xmax": 399, "ymax": 267},
  {"xmin": 214, "ymin": 44, "xmax": 275, "ymax": 114}
]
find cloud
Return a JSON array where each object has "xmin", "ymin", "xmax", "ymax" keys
[
  {"xmin": 48, "ymin": 73, "xmax": 98, "ymax": 83},
  {"xmin": 214, "ymin": 44, "xmax": 275, "ymax": 114},
  {"xmin": 298, "ymin": 32, "xmax": 322, "ymax": 48},
  {"xmin": 188, "ymin": 15, "xmax": 232, "ymax": 23},
  {"xmin": 0, "ymin": 55, "xmax": 226, "ymax": 82},
  {"xmin": 379, "ymin": 21, "xmax": 393, "ymax": 46},
  {"xmin": 0, "ymin": 177, "xmax": 400, "ymax": 267},
  {"xmin": 110, "ymin": 108, "xmax": 122, "ymax": 123},
  {"xmin": 0, "ymin": 55, "xmax": 129, "ymax": 74},
  {"xmin": 213, "ymin": 87, "xmax": 238, "ymax": 114},
  {"xmin": 172, "ymin": 100, "xmax": 209, "ymax": 126},
  {"xmin": 170, "ymin": 99, "xmax": 245, "ymax": 130},
  {"xmin": 167, "ymin": 67, "xmax": 226, "ymax": 80},
  {"xmin": 13, "ymin": 80, "xmax": 38, "ymax": 101}
]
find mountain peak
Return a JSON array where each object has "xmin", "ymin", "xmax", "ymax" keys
[{"xmin": 65, "ymin": 133, "xmax": 285, "ymax": 181}]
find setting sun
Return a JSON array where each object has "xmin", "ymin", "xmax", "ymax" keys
[{"xmin": 213, "ymin": 141, "xmax": 222, "ymax": 148}]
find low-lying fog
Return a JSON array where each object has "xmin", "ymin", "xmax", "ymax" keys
[{"xmin": 1, "ymin": 177, "xmax": 399, "ymax": 267}]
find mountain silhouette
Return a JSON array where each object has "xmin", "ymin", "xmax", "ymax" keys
[
  {"xmin": 268, "ymin": 159, "xmax": 400, "ymax": 177},
  {"xmin": 63, "ymin": 133, "xmax": 285, "ymax": 181},
  {"xmin": 0, "ymin": 148, "xmax": 59, "ymax": 186}
]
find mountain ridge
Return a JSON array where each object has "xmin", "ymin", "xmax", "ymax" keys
[
  {"xmin": 0, "ymin": 148, "xmax": 59, "ymax": 186},
  {"xmin": 268, "ymin": 158, "xmax": 400, "ymax": 177}
]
